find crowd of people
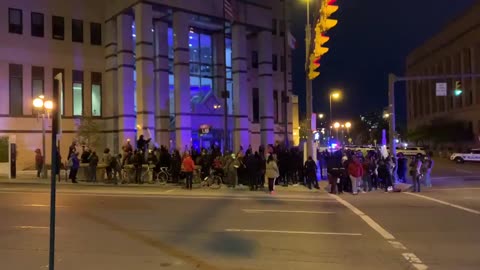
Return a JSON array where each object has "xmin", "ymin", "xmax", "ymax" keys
[
  {"xmin": 325, "ymin": 149, "xmax": 434, "ymax": 194},
  {"xmin": 34, "ymin": 136, "xmax": 434, "ymax": 194}
]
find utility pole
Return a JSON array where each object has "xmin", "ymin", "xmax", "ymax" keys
[
  {"xmin": 388, "ymin": 72, "xmax": 480, "ymax": 183},
  {"xmin": 305, "ymin": 0, "xmax": 313, "ymax": 158}
]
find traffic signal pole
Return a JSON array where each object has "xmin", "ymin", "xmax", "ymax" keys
[
  {"xmin": 388, "ymin": 72, "xmax": 480, "ymax": 182},
  {"xmin": 305, "ymin": 0, "xmax": 314, "ymax": 159}
]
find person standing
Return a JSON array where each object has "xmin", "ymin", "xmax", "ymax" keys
[
  {"xmin": 132, "ymin": 150, "xmax": 144, "ymax": 184},
  {"xmin": 34, "ymin": 149, "xmax": 44, "ymax": 178},
  {"xmin": 423, "ymin": 153, "xmax": 434, "ymax": 188},
  {"xmin": 225, "ymin": 153, "xmax": 240, "ymax": 188},
  {"xmin": 88, "ymin": 151, "xmax": 99, "ymax": 183},
  {"xmin": 136, "ymin": 135, "xmax": 151, "ymax": 154},
  {"xmin": 245, "ymin": 151, "xmax": 260, "ymax": 191},
  {"xmin": 362, "ymin": 156, "xmax": 373, "ymax": 192},
  {"xmin": 265, "ymin": 154, "xmax": 279, "ymax": 194},
  {"xmin": 304, "ymin": 156, "xmax": 319, "ymax": 190},
  {"xmin": 182, "ymin": 151, "xmax": 195, "ymax": 190},
  {"xmin": 397, "ymin": 153, "xmax": 407, "ymax": 183},
  {"xmin": 68, "ymin": 152, "xmax": 80, "ymax": 183},
  {"xmin": 348, "ymin": 155, "xmax": 364, "ymax": 195},
  {"xmin": 412, "ymin": 156, "xmax": 423, "ymax": 192},
  {"xmin": 102, "ymin": 148, "xmax": 113, "ymax": 181}
]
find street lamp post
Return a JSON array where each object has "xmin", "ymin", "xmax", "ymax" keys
[
  {"xmin": 345, "ymin": 121, "xmax": 351, "ymax": 144},
  {"xmin": 333, "ymin": 122, "xmax": 340, "ymax": 142},
  {"xmin": 329, "ymin": 91, "xmax": 341, "ymax": 144},
  {"xmin": 33, "ymin": 96, "xmax": 53, "ymax": 179}
]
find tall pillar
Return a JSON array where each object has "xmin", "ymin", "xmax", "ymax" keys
[
  {"xmin": 212, "ymin": 32, "xmax": 226, "ymax": 98},
  {"xmin": 232, "ymin": 24, "xmax": 249, "ymax": 151},
  {"xmin": 116, "ymin": 14, "xmax": 136, "ymax": 145},
  {"xmin": 471, "ymin": 46, "xmax": 479, "ymax": 105},
  {"xmin": 134, "ymin": 3, "xmax": 155, "ymax": 141},
  {"xmin": 258, "ymin": 30, "xmax": 274, "ymax": 146},
  {"xmin": 154, "ymin": 20, "xmax": 170, "ymax": 147},
  {"xmin": 173, "ymin": 11, "xmax": 191, "ymax": 150},
  {"xmin": 103, "ymin": 19, "xmax": 119, "ymax": 150}
]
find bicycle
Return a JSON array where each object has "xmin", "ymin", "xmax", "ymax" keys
[
  {"xmin": 156, "ymin": 167, "xmax": 171, "ymax": 184},
  {"xmin": 201, "ymin": 169, "xmax": 223, "ymax": 189}
]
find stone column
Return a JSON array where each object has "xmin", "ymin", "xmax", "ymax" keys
[
  {"xmin": 104, "ymin": 19, "xmax": 118, "ymax": 150},
  {"xmin": 232, "ymin": 24, "xmax": 249, "ymax": 152},
  {"xmin": 116, "ymin": 14, "xmax": 136, "ymax": 145},
  {"xmin": 134, "ymin": 3, "xmax": 155, "ymax": 142},
  {"xmin": 471, "ymin": 46, "xmax": 478, "ymax": 105},
  {"xmin": 258, "ymin": 30, "xmax": 274, "ymax": 146},
  {"xmin": 212, "ymin": 32, "xmax": 226, "ymax": 98},
  {"xmin": 154, "ymin": 20, "xmax": 170, "ymax": 147},
  {"xmin": 173, "ymin": 11, "xmax": 191, "ymax": 150}
]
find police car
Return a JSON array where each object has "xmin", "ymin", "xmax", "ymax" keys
[{"xmin": 450, "ymin": 149, "xmax": 480, "ymax": 163}]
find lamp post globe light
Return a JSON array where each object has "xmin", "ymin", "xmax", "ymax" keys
[{"xmin": 33, "ymin": 95, "xmax": 53, "ymax": 179}]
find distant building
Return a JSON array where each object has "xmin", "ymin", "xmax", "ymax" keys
[
  {"xmin": 0, "ymin": 0, "xmax": 294, "ymax": 170},
  {"xmin": 406, "ymin": 1, "xmax": 480, "ymax": 143}
]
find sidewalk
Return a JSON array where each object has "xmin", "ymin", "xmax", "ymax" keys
[{"xmin": 0, "ymin": 176, "xmax": 329, "ymax": 196}]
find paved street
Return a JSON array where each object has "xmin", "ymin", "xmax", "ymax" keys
[{"xmin": 1, "ymin": 172, "xmax": 480, "ymax": 270}]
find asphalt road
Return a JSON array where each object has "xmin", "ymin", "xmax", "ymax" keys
[{"xmin": 1, "ymin": 182, "xmax": 480, "ymax": 270}]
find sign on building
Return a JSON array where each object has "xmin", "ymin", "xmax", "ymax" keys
[{"xmin": 436, "ymin": 82, "xmax": 447, "ymax": 96}]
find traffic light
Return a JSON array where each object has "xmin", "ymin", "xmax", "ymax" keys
[
  {"xmin": 454, "ymin": 80, "xmax": 463, "ymax": 96},
  {"xmin": 314, "ymin": 25, "xmax": 330, "ymax": 57},
  {"xmin": 318, "ymin": 0, "xmax": 339, "ymax": 32},
  {"xmin": 308, "ymin": 54, "xmax": 321, "ymax": 80}
]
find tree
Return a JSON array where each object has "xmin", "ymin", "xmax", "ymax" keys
[
  {"xmin": 350, "ymin": 111, "xmax": 389, "ymax": 145},
  {"xmin": 76, "ymin": 117, "xmax": 101, "ymax": 150},
  {"xmin": 407, "ymin": 118, "xmax": 474, "ymax": 146}
]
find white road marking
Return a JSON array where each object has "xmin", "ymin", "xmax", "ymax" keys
[
  {"xmin": 328, "ymin": 194, "xmax": 395, "ymax": 240},
  {"xmin": 225, "ymin": 228, "xmax": 362, "ymax": 236},
  {"xmin": 402, "ymin": 253, "xmax": 428, "ymax": 270},
  {"xmin": 405, "ymin": 192, "xmax": 480, "ymax": 215},
  {"xmin": 242, "ymin": 209, "xmax": 334, "ymax": 214},
  {"xmin": 388, "ymin": 240, "xmax": 407, "ymax": 250},
  {"xmin": 434, "ymin": 187, "xmax": 480, "ymax": 191},
  {"xmin": 455, "ymin": 168, "xmax": 473, "ymax": 174},
  {"xmin": 15, "ymin": 226, "xmax": 49, "ymax": 229},
  {"xmin": 163, "ymin": 189, "xmax": 175, "ymax": 194},
  {"xmin": 329, "ymin": 194, "xmax": 428, "ymax": 269},
  {"xmin": 22, "ymin": 204, "xmax": 66, "ymax": 208}
]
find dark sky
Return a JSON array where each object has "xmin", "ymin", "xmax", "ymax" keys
[{"xmin": 290, "ymin": 0, "xmax": 477, "ymax": 126}]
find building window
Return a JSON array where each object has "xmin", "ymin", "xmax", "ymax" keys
[
  {"xmin": 31, "ymin": 12, "xmax": 44, "ymax": 37},
  {"xmin": 272, "ymin": 19, "xmax": 277, "ymax": 35},
  {"xmin": 72, "ymin": 70, "xmax": 83, "ymax": 116},
  {"xmin": 280, "ymin": 55, "xmax": 286, "ymax": 72},
  {"xmin": 272, "ymin": 54, "xmax": 278, "ymax": 71},
  {"xmin": 279, "ymin": 20, "xmax": 285, "ymax": 36},
  {"xmin": 72, "ymin": 19, "xmax": 83, "ymax": 43},
  {"xmin": 90, "ymin": 22, "xmax": 102, "ymax": 45},
  {"xmin": 9, "ymin": 8, "xmax": 23, "ymax": 34},
  {"xmin": 252, "ymin": 88, "xmax": 259, "ymax": 123},
  {"xmin": 52, "ymin": 16, "xmax": 64, "ymax": 40},
  {"xmin": 9, "ymin": 64, "xmax": 23, "ymax": 116},
  {"xmin": 274, "ymin": 90, "xmax": 279, "ymax": 123},
  {"xmin": 32, "ymin": 66, "xmax": 44, "ymax": 99},
  {"xmin": 252, "ymin": 51, "xmax": 258, "ymax": 68},
  {"xmin": 91, "ymin": 72, "xmax": 102, "ymax": 116}
]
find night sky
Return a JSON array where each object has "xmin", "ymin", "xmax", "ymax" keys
[{"xmin": 290, "ymin": 0, "xmax": 477, "ymax": 127}]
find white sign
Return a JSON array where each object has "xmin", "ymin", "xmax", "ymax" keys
[{"xmin": 436, "ymin": 82, "xmax": 447, "ymax": 96}]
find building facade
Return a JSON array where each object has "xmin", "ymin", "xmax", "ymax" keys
[
  {"xmin": 406, "ymin": 1, "xmax": 480, "ymax": 142},
  {"xmin": 0, "ymin": 0, "xmax": 294, "ymax": 170}
]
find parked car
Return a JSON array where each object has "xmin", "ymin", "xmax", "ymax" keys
[{"xmin": 450, "ymin": 149, "xmax": 480, "ymax": 163}]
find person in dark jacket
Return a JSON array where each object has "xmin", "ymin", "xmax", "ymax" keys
[
  {"xmin": 305, "ymin": 156, "xmax": 319, "ymax": 189},
  {"xmin": 81, "ymin": 146, "xmax": 91, "ymax": 163},
  {"xmin": 133, "ymin": 150, "xmax": 144, "ymax": 184},
  {"xmin": 245, "ymin": 151, "xmax": 261, "ymax": 191},
  {"xmin": 35, "ymin": 149, "xmax": 43, "ymax": 178},
  {"xmin": 170, "ymin": 150, "xmax": 182, "ymax": 183},
  {"xmin": 397, "ymin": 153, "xmax": 407, "ymax": 183},
  {"xmin": 88, "ymin": 151, "xmax": 99, "ymax": 183},
  {"xmin": 68, "ymin": 152, "xmax": 80, "ymax": 183},
  {"xmin": 327, "ymin": 151, "xmax": 343, "ymax": 194},
  {"xmin": 137, "ymin": 135, "xmax": 151, "ymax": 153}
]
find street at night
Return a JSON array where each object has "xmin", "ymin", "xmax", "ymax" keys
[{"xmin": 2, "ymin": 167, "xmax": 480, "ymax": 270}]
